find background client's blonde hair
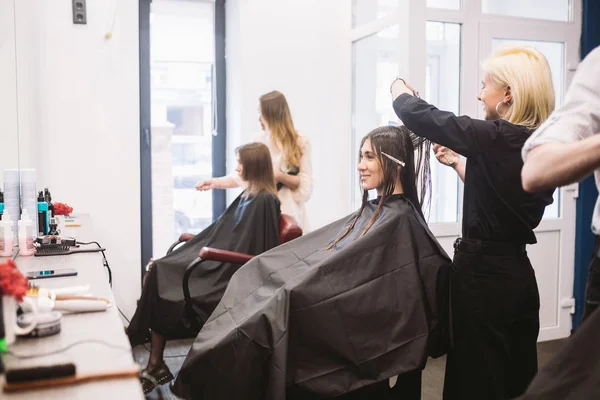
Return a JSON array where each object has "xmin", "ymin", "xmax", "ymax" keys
[{"xmin": 482, "ymin": 45, "xmax": 555, "ymax": 130}]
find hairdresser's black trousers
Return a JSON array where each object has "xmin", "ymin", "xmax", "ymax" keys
[
  {"xmin": 582, "ymin": 235, "xmax": 600, "ymax": 322},
  {"xmin": 443, "ymin": 240, "xmax": 540, "ymax": 400}
]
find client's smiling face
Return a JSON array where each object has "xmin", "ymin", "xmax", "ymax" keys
[{"xmin": 358, "ymin": 139, "xmax": 383, "ymax": 192}]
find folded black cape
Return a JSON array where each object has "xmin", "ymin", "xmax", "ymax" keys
[
  {"xmin": 173, "ymin": 194, "xmax": 450, "ymax": 399},
  {"xmin": 127, "ymin": 192, "xmax": 281, "ymax": 345}
]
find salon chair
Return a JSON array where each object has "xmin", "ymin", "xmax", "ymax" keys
[{"xmin": 168, "ymin": 214, "xmax": 302, "ymax": 329}]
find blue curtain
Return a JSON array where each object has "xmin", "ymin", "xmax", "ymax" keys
[{"xmin": 572, "ymin": 0, "xmax": 600, "ymax": 328}]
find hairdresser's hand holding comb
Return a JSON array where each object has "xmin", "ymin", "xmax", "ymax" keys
[
  {"xmin": 390, "ymin": 78, "xmax": 419, "ymax": 101},
  {"xmin": 433, "ymin": 143, "xmax": 465, "ymax": 183}
]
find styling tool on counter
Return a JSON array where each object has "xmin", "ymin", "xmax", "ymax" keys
[
  {"xmin": 26, "ymin": 284, "xmax": 111, "ymax": 314},
  {"xmin": 3, "ymin": 363, "xmax": 140, "ymax": 393},
  {"xmin": 27, "ymin": 285, "xmax": 110, "ymax": 303},
  {"xmin": 27, "ymin": 283, "xmax": 91, "ymax": 296}
]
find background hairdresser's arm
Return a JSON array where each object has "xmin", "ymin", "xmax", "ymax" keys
[
  {"xmin": 290, "ymin": 137, "xmax": 313, "ymax": 203},
  {"xmin": 391, "ymin": 81, "xmax": 495, "ymax": 158},
  {"xmin": 276, "ymin": 171, "xmax": 300, "ymax": 190},
  {"xmin": 196, "ymin": 175, "xmax": 238, "ymax": 191},
  {"xmin": 522, "ymin": 135, "xmax": 600, "ymax": 192},
  {"xmin": 277, "ymin": 136, "xmax": 313, "ymax": 197}
]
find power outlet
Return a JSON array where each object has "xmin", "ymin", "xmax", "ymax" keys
[{"xmin": 72, "ymin": 0, "xmax": 87, "ymax": 25}]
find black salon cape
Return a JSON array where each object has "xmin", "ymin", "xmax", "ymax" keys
[
  {"xmin": 515, "ymin": 309, "xmax": 600, "ymax": 400},
  {"xmin": 172, "ymin": 194, "xmax": 451, "ymax": 400},
  {"xmin": 127, "ymin": 192, "xmax": 281, "ymax": 345}
]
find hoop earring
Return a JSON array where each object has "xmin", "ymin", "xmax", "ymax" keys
[{"xmin": 495, "ymin": 101, "xmax": 507, "ymax": 117}]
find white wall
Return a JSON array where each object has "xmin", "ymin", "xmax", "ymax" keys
[
  {"xmin": 14, "ymin": 0, "xmax": 141, "ymax": 317},
  {"xmin": 0, "ymin": 0, "xmax": 19, "ymax": 181},
  {"xmin": 226, "ymin": 0, "xmax": 354, "ymax": 230}
]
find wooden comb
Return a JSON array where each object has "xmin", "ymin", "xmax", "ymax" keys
[{"xmin": 3, "ymin": 363, "xmax": 140, "ymax": 393}]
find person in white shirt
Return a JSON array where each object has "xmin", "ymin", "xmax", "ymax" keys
[
  {"xmin": 197, "ymin": 90, "xmax": 313, "ymax": 231},
  {"xmin": 522, "ymin": 45, "xmax": 600, "ymax": 322}
]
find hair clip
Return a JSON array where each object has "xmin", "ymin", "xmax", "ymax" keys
[{"xmin": 381, "ymin": 152, "xmax": 406, "ymax": 167}]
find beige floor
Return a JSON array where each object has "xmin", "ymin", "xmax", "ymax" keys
[{"xmin": 135, "ymin": 339, "xmax": 566, "ymax": 400}]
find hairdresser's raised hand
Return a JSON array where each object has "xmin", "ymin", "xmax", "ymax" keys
[
  {"xmin": 196, "ymin": 179, "xmax": 214, "ymax": 191},
  {"xmin": 390, "ymin": 78, "xmax": 420, "ymax": 100},
  {"xmin": 433, "ymin": 143, "xmax": 459, "ymax": 167}
]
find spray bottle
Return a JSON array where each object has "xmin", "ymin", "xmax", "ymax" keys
[
  {"xmin": 18, "ymin": 209, "xmax": 35, "ymax": 256},
  {"xmin": 0, "ymin": 213, "xmax": 13, "ymax": 257}
]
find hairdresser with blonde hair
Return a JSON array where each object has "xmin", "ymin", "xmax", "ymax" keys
[
  {"xmin": 197, "ymin": 91, "xmax": 312, "ymax": 230},
  {"xmin": 390, "ymin": 46, "xmax": 556, "ymax": 400}
]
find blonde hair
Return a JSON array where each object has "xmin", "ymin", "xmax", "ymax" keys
[
  {"xmin": 236, "ymin": 142, "xmax": 278, "ymax": 198},
  {"xmin": 259, "ymin": 91, "xmax": 303, "ymax": 169},
  {"xmin": 482, "ymin": 45, "xmax": 555, "ymax": 129}
]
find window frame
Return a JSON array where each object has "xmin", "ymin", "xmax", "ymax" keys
[{"xmin": 139, "ymin": 0, "xmax": 226, "ymax": 282}]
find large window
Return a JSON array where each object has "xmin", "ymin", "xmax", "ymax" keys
[{"xmin": 140, "ymin": 0, "xmax": 226, "ymax": 263}]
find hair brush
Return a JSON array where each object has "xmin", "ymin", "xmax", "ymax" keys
[{"xmin": 3, "ymin": 363, "xmax": 140, "ymax": 393}]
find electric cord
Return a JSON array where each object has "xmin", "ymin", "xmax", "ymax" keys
[
  {"xmin": 118, "ymin": 306, "xmax": 132, "ymax": 324},
  {"xmin": 142, "ymin": 343, "xmax": 188, "ymax": 359},
  {"xmin": 7, "ymin": 338, "xmax": 166, "ymax": 399},
  {"xmin": 6, "ymin": 339, "xmax": 132, "ymax": 360},
  {"xmin": 77, "ymin": 241, "xmax": 112, "ymax": 287},
  {"xmin": 75, "ymin": 243, "xmax": 185, "ymax": 361}
]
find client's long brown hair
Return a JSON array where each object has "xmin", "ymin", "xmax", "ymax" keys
[
  {"xmin": 236, "ymin": 142, "xmax": 278, "ymax": 198},
  {"xmin": 327, "ymin": 126, "xmax": 431, "ymax": 249}
]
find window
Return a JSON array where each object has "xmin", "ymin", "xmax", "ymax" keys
[
  {"xmin": 353, "ymin": 0, "xmax": 400, "ymax": 27},
  {"xmin": 426, "ymin": 21, "xmax": 461, "ymax": 223},
  {"xmin": 427, "ymin": 0, "xmax": 461, "ymax": 10},
  {"xmin": 352, "ymin": 26, "xmax": 400, "ymax": 204},
  {"xmin": 140, "ymin": 0, "xmax": 225, "ymax": 263},
  {"xmin": 482, "ymin": 0, "xmax": 571, "ymax": 21}
]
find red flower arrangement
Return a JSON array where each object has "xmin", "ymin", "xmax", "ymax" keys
[
  {"xmin": 53, "ymin": 202, "xmax": 74, "ymax": 217},
  {"xmin": 0, "ymin": 259, "xmax": 28, "ymax": 301}
]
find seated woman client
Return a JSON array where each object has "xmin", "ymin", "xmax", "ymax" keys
[
  {"xmin": 127, "ymin": 142, "xmax": 282, "ymax": 394},
  {"xmin": 172, "ymin": 126, "xmax": 451, "ymax": 400}
]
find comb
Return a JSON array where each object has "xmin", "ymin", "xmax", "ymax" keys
[{"xmin": 4, "ymin": 363, "xmax": 140, "ymax": 393}]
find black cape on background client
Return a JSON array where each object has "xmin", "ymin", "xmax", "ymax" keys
[
  {"xmin": 127, "ymin": 192, "xmax": 281, "ymax": 346},
  {"xmin": 172, "ymin": 194, "xmax": 450, "ymax": 400}
]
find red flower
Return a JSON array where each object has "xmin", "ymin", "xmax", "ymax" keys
[
  {"xmin": 0, "ymin": 259, "xmax": 29, "ymax": 301},
  {"xmin": 53, "ymin": 202, "xmax": 74, "ymax": 217}
]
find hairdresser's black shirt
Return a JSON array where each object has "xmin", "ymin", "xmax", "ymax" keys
[{"xmin": 393, "ymin": 93, "xmax": 555, "ymax": 244}]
